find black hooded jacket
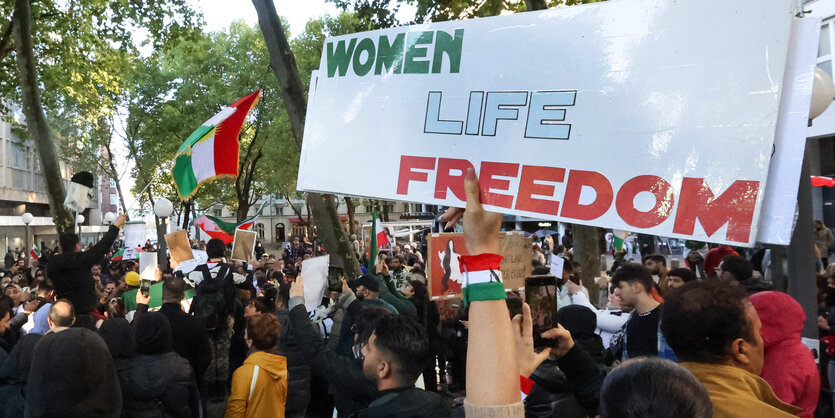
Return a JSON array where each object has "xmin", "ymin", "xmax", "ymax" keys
[
  {"xmin": 25, "ymin": 328, "xmax": 122, "ymax": 417},
  {"xmin": 48, "ymin": 225, "xmax": 119, "ymax": 314},
  {"xmin": 122, "ymin": 313, "xmax": 200, "ymax": 418},
  {"xmin": 0, "ymin": 333, "xmax": 42, "ymax": 417}
]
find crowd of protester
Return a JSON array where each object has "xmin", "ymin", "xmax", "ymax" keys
[{"xmin": 0, "ymin": 188, "xmax": 834, "ymax": 417}]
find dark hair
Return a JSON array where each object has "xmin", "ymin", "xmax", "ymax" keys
[
  {"xmin": 642, "ymin": 254, "xmax": 667, "ymax": 267},
  {"xmin": 667, "ymin": 268, "xmax": 697, "ymax": 284},
  {"xmin": 0, "ymin": 295, "xmax": 12, "ymax": 320},
  {"xmin": 372, "ymin": 315, "xmax": 430, "ymax": 385},
  {"xmin": 162, "ymin": 277, "xmax": 186, "ymax": 303},
  {"xmin": 277, "ymin": 283, "xmax": 290, "ymax": 308},
  {"xmin": 269, "ymin": 270, "xmax": 284, "ymax": 283},
  {"xmin": 719, "ymin": 255, "xmax": 753, "ymax": 282},
  {"xmin": 610, "ymin": 263, "xmax": 654, "ymax": 293},
  {"xmin": 206, "ymin": 238, "xmax": 226, "ymax": 259},
  {"xmin": 660, "ymin": 280, "xmax": 754, "ymax": 363},
  {"xmin": 600, "ymin": 358, "xmax": 712, "ymax": 418},
  {"xmin": 532, "ymin": 265, "xmax": 551, "ymax": 276},
  {"xmin": 355, "ymin": 307, "xmax": 391, "ymax": 346},
  {"xmin": 263, "ymin": 286, "xmax": 278, "ymax": 309},
  {"xmin": 38, "ymin": 279, "xmax": 54, "ymax": 294},
  {"xmin": 49, "ymin": 299, "xmax": 76, "ymax": 327},
  {"xmin": 59, "ymin": 232, "xmax": 80, "ymax": 253},
  {"xmin": 410, "ymin": 268, "xmax": 426, "ymax": 279},
  {"xmin": 248, "ymin": 298, "xmax": 269, "ymax": 314},
  {"xmin": 107, "ymin": 298, "xmax": 126, "ymax": 319},
  {"xmin": 246, "ymin": 314, "xmax": 281, "ymax": 351}
]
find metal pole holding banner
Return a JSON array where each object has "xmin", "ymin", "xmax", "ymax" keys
[{"xmin": 787, "ymin": 138, "xmax": 818, "ymax": 338}]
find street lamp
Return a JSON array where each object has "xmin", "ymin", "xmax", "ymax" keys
[
  {"xmin": 154, "ymin": 198, "xmax": 174, "ymax": 272},
  {"xmin": 21, "ymin": 213, "xmax": 33, "ymax": 265},
  {"xmin": 76, "ymin": 214, "xmax": 85, "ymax": 235},
  {"xmin": 104, "ymin": 211, "xmax": 115, "ymax": 225}
]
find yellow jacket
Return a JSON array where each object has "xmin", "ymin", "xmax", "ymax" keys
[
  {"xmin": 682, "ymin": 362, "xmax": 801, "ymax": 418},
  {"xmin": 225, "ymin": 351, "xmax": 288, "ymax": 418}
]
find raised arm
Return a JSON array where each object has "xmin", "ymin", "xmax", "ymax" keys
[
  {"xmin": 78, "ymin": 214, "xmax": 126, "ymax": 267},
  {"xmin": 450, "ymin": 168, "xmax": 522, "ymax": 415}
]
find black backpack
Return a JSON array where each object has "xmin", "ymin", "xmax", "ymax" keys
[{"xmin": 190, "ymin": 263, "xmax": 236, "ymax": 333}]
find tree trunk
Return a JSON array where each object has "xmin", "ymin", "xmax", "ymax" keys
[
  {"xmin": 181, "ymin": 200, "xmax": 192, "ymax": 231},
  {"xmin": 254, "ymin": 0, "xmax": 361, "ymax": 280},
  {"xmin": 103, "ymin": 140, "xmax": 128, "ymax": 213},
  {"xmin": 345, "ymin": 197, "xmax": 356, "ymax": 235},
  {"xmin": 525, "ymin": 0, "xmax": 548, "ymax": 11},
  {"xmin": 12, "ymin": 0, "xmax": 74, "ymax": 235},
  {"xmin": 573, "ymin": 225, "xmax": 602, "ymax": 306}
]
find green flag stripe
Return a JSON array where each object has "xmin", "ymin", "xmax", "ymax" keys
[
  {"xmin": 173, "ymin": 153, "xmax": 198, "ymax": 197},
  {"xmin": 177, "ymin": 124, "xmax": 214, "ymax": 154}
]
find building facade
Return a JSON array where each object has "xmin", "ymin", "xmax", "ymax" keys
[{"xmin": 0, "ymin": 105, "xmax": 109, "ymax": 256}]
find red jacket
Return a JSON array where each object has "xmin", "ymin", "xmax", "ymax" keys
[
  {"xmin": 703, "ymin": 245, "xmax": 737, "ymax": 276},
  {"xmin": 750, "ymin": 291, "xmax": 820, "ymax": 417}
]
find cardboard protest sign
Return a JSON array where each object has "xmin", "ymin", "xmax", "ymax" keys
[
  {"xmin": 301, "ymin": 255, "xmax": 329, "ymax": 311},
  {"xmin": 427, "ymin": 232, "xmax": 532, "ymax": 298},
  {"xmin": 231, "ymin": 229, "xmax": 257, "ymax": 262},
  {"xmin": 298, "ymin": 0, "xmax": 795, "ymax": 247},
  {"xmin": 164, "ymin": 230, "xmax": 194, "ymax": 263}
]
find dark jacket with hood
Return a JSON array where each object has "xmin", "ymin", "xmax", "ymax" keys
[
  {"xmin": 25, "ymin": 328, "xmax": 122, "ymax": 418},
  {"xmin": 750, "ymin": 291, "xmax": 820, "ymax": 418},
  {"xmin": 288, "ymin": 296, "xmax": 378, "ymax": 417},
  {"xmin": 122, "ymin": 312, "xmax": 199, "ymax": 418},
  {"xmin": 0, "ymin": 333, "xmax": 42, "ymax": 417},
  {"xmin": 352, "ymin": 387, "xmax": 451, "ymax": 417},
  {"xmin": 48, "ymin": 225, "xmax": 119, "ymax": 314},
  {"xmin": 274, "ymin": 306, "xmax": 312, "ymax": 418}
]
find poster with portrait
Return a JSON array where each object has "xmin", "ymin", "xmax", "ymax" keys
[{"xmin": 427, "ymin": 232, "xmax": 531, "ymax": 298}]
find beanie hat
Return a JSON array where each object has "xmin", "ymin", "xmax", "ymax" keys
[
  {"xmin": 133, "ymin": 312, "xmax": 172, "ymax": 355},
  {"xmin": 125, "ymin": 271, "xmax": 140, "ymax": 287},
  {"xmin": 558, "ymin": 304, "xmax": 598, "ymax": 338}
]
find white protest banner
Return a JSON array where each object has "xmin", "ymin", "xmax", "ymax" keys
[
  {"xmin": 123, "ymin": 221, "xmax": 146, "ymax": 249},
  {"xmin": 298, "ymin": 0, "xmax": 794, "ymax": 247},
  {"xmin": 301, "ymin": 255, "xmax": 329, "ymax": 311}
]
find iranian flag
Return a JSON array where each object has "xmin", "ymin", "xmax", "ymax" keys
[
  {"xmin": 172, "ymin": 91, "xmax": 261, "ymax": 199},
  {"xmin": 30, "ymin": 243, "xmax": 40, "ymax": 260},
  {"xmin": 193, "ymin": 201, "xmax": 267, "ymax": 244},
  {"xmin": 368, "ymin": 211, "xmax": 390, "ymax": 269}
]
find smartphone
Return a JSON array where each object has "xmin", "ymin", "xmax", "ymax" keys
[
  {"xmin": 524, "ymin": 275, "xmax": 559, "ymax": 348},
  {"xmin": 139, "ymin": 279, "xmax": 151, "ymax": 297},
  {"xmin": 569, "ymin": 274, "xmax": 581, "ymax": 286}
]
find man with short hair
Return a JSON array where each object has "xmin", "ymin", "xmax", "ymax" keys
[
  {"xmin": 665, "ymin": 268, "xmax": 697, "ymax": 290},
  {"xmin": 642, "ymin": 254, "xmax": 668, "ymax": 284},
  {"xmin": 610, "ymin": 263, "xmax": 675, "ymax": 360},
  {"xmin": 718, "ymin": 255, "xmax": 772, "ymax": 294},
  {"xmin": 48, "ymin": 213, "xmax": 126, "ymax": 329},
  {"xmin": 661, "ymin": 280, "xmax": 800, "ymax": 417},
  {"xmin": 353, "ymin": 275, "xmax": 398, "ymax": 315},
  {"xmin": 135, "ymin": 276, "xmax": 211, "ymax": 387},
  {"xmin": 47, "ymin": 299, "xmax": 76, "ymax": 332},
  {"xmin": 289, "ymin": 276, "xmax": 451, "ymax": 417}
]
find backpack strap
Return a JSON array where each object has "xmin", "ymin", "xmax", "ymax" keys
[{"xmin": 248, "ymin": 365, "xmax": 260, "ymax": 400}]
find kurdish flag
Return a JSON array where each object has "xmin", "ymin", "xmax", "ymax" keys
[
  {"xmin": 193, "ymin": 201, "xmax": 267, "ymax": 244},
  {"xmin": 173, "ymin": 91, "xmax": 261, "ymax": 200}
]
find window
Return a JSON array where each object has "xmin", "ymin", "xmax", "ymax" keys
[
  {"xmin": 110, "ymin": 194, "xmax": 118, "ymax": 205},
  {"xmin": 818, "ymin": 20, "xmax": 835, "ymax": 101},
  {"xmin": 10, "ymin": 143, "xmax": 29, "ymax": 169},
  {"xmin": 254, "ymin": 223, "xmax": 265, "ymax": 239},
  {"xmin": 109, "ymin": 179, "xmax": 116, "ymax": 188},
  {"xmin": 213, "ymin": 208, "xmax": 222, "ymax": 217}
]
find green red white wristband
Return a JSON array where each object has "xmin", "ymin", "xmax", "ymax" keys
[{"xmin": 460, "ymin": 253, "xmax": 505, "ymax": 306}]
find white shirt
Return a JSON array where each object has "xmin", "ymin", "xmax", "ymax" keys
[{"xmin": 568, "ymin": 291, "xmax": 629, "ymax": 347}]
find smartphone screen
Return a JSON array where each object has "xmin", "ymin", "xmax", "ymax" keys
[
  {"xmin": 525, "ymin": 275, "xmax": 559, "ymax": 347},
  {"xmin": 139, "ymin": 279, "xmax": 151, "ymax": 297}
]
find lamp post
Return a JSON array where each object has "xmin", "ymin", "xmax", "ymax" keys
[
  {"xmin": 154, "ymin": 198, "xmax": 174, "ymax": 272},
  {"xmin": 76, "ymin": 214, "xmax": 85, "ymax": 236},
  {"xmin": 21, "ymin": 213, "xmax": 33, "ymax": 265},
  {"xmin": 104, "ymin": 211, "xmax": 115, "ymax": 225}
]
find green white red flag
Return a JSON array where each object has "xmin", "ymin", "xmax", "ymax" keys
[
  {"xmin": 30, "ymin": 243, "xmax": 40, "ymax": 260},
  {"xmin": 172, "ymin": 91, "xmax": 261, "ymax": 200},
  {"xmin": 192, "ymin": 201, "xmax": 267, "ymax": 244}
]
